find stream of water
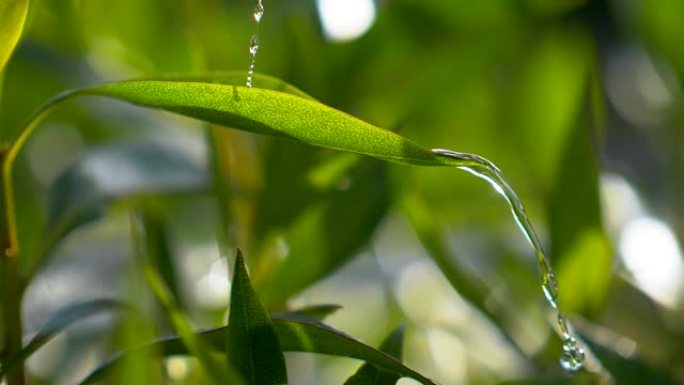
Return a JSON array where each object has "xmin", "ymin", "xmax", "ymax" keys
[
  {"xmin": 431, "ymin": 148, "xmax": 586, "ymax": 372},
  {"xmin": 246, "ymin": 0, "xmax": 264, "ymax": 88}
]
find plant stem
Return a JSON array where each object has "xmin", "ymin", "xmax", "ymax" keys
[{"xmin": 0, "ymin": 149, "xmax": 25, "ymax": 385}]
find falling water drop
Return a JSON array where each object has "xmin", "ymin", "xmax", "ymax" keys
[
  {"xmin": 560, "ymin": 337, "xmax": 586, "ymax": 372},
  {"xmin": 431, "ymin": 148, "xmax": 586, "ymax": 372},
  {"xmin": 254, "ymin": 1, "xmax": 264, "ymax": 23},
  {"xmin": 249, "ymin": 35, "xmax": 260, "ymax": 56}
]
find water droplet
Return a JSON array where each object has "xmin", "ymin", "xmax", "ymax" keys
[
  {"xmin": 246, "ymin": 35, "xmax": 260, "ymax": 88},
  {"xmin": 254, "ymin": 1, "xmax": 264, "ymax": 23},
  {"xmin": 560, "ymin": 337, "xmax": 585, "ymax": 372},
  {"xmin": 249, "ymin": 35, "xmax": 260, "ymax": 56}
]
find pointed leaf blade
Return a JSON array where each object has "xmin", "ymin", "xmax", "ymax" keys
[{"xmin": 227, "ymin": 251, "xmax": 288, "ymax": 385}]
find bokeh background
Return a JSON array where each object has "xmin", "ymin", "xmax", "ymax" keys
[{"xmin": 1, "ymin": 0, "xmax": 684, "ymax": 384}]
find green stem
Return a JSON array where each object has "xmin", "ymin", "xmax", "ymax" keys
[
  {"xmin": 0, "ymin": 150, "xmax": 25, "ymax": 385},
  {"xmin": 206, "ymin": 126, "xmax": 235, "ymax": 257}
]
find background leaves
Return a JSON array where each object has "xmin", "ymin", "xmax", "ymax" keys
[{"xmin": 2, "ymin": 1, "xmax": 684, "ymax": 384}]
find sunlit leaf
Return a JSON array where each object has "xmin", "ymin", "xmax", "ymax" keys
[
  {"xmin": 343, "ymin": 326, "xmax": 405, "ymax": 385},
  {"xmin": 0, "ymin": 0, "xmax": 28, "ymax": 74},
  {"xmin": 227, "ymin": 251, "xmax": 288, "ymax": 385},
  {"xmin": 11, "ymin": 78, "xmax": 459, "ymax": 170},
  {"xmin": 0, "ymin": 299, "xmax": 125, "ymax": 378},
  {"xmin": 6, "ymin": 75, "xmax": 483, "ymax": 275},
  {"xmin": 77, "ymin": 319, "xmax": 437, "ymax": 385}
]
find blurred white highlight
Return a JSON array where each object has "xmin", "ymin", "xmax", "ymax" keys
[
  {"xmin": 194, "ymin": 257, "xmax": 231, "ymax": 309},
  {"xmin": 619, "ymin": 217, "xmax": 684, "ymax": 307},
  {"xmin": 316, "ymin": 0, "xmax": 376, "ymax": 42},
  {"xmin": 601, "ymin": 174, "xmax": 684, "ymax": 307}
]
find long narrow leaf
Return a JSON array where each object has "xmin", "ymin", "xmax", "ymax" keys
[
  {"xmin": 4, "ymin": 75, "xmax": 479, "ymax": 265},
  {"xmin": 77, "ymin": 319, "xmax": 437, "ymax": 385},
  {"xmin": 344, "ymin": 326, "xmax": 405, "ymax": 385},
  {"xmin": 227, "ymin": 251, "xmax": 288, "ymax": 385},
  {"xmin": 0, "ymin": 299, "xmax": 125, "ymax": 378}
]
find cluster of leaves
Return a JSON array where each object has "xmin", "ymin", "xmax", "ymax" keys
[
  {"xmin": 2, "ymin": 0, "xmax": 684, "ymax": 385},
  {"xmin": 2, "ymin": 251, "xmax": 432, "ymax": 385}
]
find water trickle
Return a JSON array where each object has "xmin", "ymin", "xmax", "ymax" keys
[
  {"xmin": 431, "ymin": 148, "xmax": 586, "ymax": 372},
  {"xmin": 246, "ymin": 0, "xmax": 264, "ymax": 88}
]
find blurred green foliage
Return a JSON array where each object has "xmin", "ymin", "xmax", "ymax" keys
[{"xmin": 1, "ymin": 0, "xmax": 684, "ymax": 384}]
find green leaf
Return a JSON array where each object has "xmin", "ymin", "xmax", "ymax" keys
[
  {"xmin": 548, "ymin": 83, "xmax": 612, "ymax": 317},
  {"xmin": 0, "ymin": 0, "xmax": 28, "ymax": 74},
  {"xmin": 77, "ymin": 319, "xmax": 437, "ymax": 385},
  {"xmin": 343, "ymin": 326, "xmax": 405, "ymax": 385},
  {"xmin": 85, "ymin": 81, "xmax": 440, "ymax": 164},
  {"xmin": 0, "ymin": 299, "xmax": 125, "ymax": 378},
  {"xmin": 11, "ymin": 78, "xmax": 456, "ymax": 171},
  {"xmin": 258, "ymin": 160, "xmax": 391, "ymax": 306},
  {"xmin": 138, "ymin": 205, "xmax": 183, "ymax": 308},
  {"xmin": 227, "ymin": 250, "xmax": 288, "ymax": 385},
  {"xmin": 4, "ymin": 74, "xmax": 482, "ymax": 281},
  {"xmin": 583, "ymin": 336, "xmax": 681, "ymax": 385}
]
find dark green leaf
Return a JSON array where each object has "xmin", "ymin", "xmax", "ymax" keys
[
  {"xmin": 227, "ymin": 250, "xmax": 288, "ymax": 385},
  {"xmin": 258, "ymin": 160, "xmax": 391, "ymax": 307},
  {"xmin": 0, "ymin": 299, "xmax": 126, "ymax": 378},
  {"xmin": 138, "ymin": 206, "xmax": 183, "ymax": 307},
  {"xmin": 272, "ymin": 304, "xmax": 342, "ymax": 323},
  {"xmin": 549, "ymin": 99, "xmax": 612, "ymax": 317},
  {"xmin": 583, "ymin": 336, "xmax": 681, "ymax": 385},
  {"xmin": 77, "ymin": 319, "xmax": 437, "ymax": 385},
  {"xmin": 343, "ymin": 326, "xmax": 405, "ymax": 385}
]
